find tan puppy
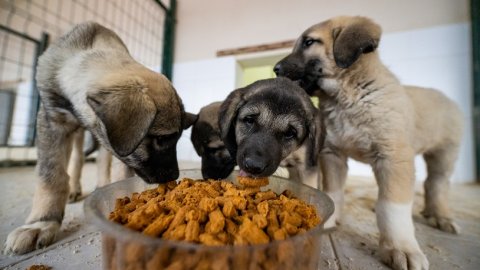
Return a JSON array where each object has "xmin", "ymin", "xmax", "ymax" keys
[
  {"xmin": 275, "ymin": 16, "xmax": 463, "ymax": 270},
  {"xmin": 5, "ymin": 22, "xmax": 195, "ymax": 254}
]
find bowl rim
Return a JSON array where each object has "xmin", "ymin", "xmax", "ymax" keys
[{"xmin": 84, "ymin": 169, "xmax": 334, "ymax": 251}]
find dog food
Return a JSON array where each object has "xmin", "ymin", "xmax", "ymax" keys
[
  {"xmin": 109, "ymin": 177, "xmax": 320, "ymax": 245},
  {"xmin": 26, "ymin": 265, "xmax": 51, "ymax": 270}
]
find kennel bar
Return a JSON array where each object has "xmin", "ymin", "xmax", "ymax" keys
[{"xmin": 472, "ymin": 0, "xmax": 480, "ymax": 182}]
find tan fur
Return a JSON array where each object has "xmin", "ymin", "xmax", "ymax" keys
[
  {"xmin": 275, "ymin": 16, "xmax": 463, "ymax": 270},
  {"xmin": 5, "ymin": 22, "xmax": 193, "ymax": 255}
]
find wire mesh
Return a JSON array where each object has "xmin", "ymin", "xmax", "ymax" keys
[{"xmin": 0, "ymin": 0, "xmax": 166, "ymax": 164}]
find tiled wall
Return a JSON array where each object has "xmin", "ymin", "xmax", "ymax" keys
[{"xmin": 173, "ymin": 22, "xmax": 475, "ymax": 183}]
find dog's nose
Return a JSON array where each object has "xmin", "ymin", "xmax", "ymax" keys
[
  {"xmin": 244, "ymin": 157, "xmax": 266, "ymax": 175},
  {"xmin": 273, "ymin": 64, "xmax": 282, "ymax": 76}
]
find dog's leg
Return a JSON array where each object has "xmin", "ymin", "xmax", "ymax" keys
[
  {"xmin": 110, "ymin": 156, "xmax": 134, "ymax": 182},
  {"xmin": 421, "ymin": 146, "xmax": 460, "ymax": 233},
  {"xmin": 5, "ymin": 109, "xmax": 76, "ymax": 254},
  {"xmin": 96, "ymin": 146, "xmax": 112, "ymax": 187},
  {"xmin": 373, "ymin": 147, "xmax": 429, "ymax": 270},
  {"xmin": 320, "ymin": 151, "xmax": 348, "ymax": 228},
  {"xmin": 301, "ymin": 166, "xmax": 320, "ymax": 189},
  {"xmin": 67, "ymin": 129, "xmax": 84, "ymax": 202},
  {"xmin": 287, "ymin": 166, "xmax": 301, "ymax": 182}
]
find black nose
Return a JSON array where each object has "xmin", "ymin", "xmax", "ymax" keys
[
  {"xmin": 244, "ymin": 157, "xmax": 266, "ymax": 175},
  {"xmin": 273, "ymin": 63, "xmax": 282, "ymax": 76}
]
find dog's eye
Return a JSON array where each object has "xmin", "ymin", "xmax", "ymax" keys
[
  {"xmin": 153, "ymin": 132, "xmax": 178, "ymax": 149},
  {"xmin": 243, "ymin": 115, "xmax": 256, "ymax": 125},
  {"xmin": 304, "ymin": 39, "xmax": 315, "ymax": 47},
  {"xmin": 303, "ymin": 38, "xmax": 322, "ymax": 48},
  {"xmin": 284, "ymin": 127, "xmax": 297, "ymax": 140}
]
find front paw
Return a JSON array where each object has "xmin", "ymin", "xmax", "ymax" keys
[
  {"xmin": 421, "ymin": 210, "xmax": 460, "ymax": 234},
  {"xmin": 4, "ymin": 221, "xmax": 60, "ymax": 255},
  {"xmin": 379, "ymin": 246, "xmax": 429, "ymax": 270},
  {"xmin": 68, "ymin": 190, "xmax": 82, "ymax": 203}
]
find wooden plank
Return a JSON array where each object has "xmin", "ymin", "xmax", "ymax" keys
[
  {"xmin": 319, "ymin": 233, "xmax": 340, "ymax": 269},
  {"xmin": 330, "ymin": 229, "xmax": 389, "ymax": 270},
  {"xmin": 216, "ymin": 40, "xmax": 295, "ymax": 57}
]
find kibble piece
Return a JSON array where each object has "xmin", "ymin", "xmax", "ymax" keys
[
  {"xmin": 230, "ymin": 196, "xmax": 247, "ymax": 210},
  {"xmin": 185, "ymin": 219, "xmax": 200, "ymax": 242},
  {"xmin": 238, "ymin": 176, "xmax": 269, "ymax": 187},
  {"xmin": 273, "ymin": 228, "xmax": 288, "ymax": 240},
  {"xmin": 26, "ymin": 265, "xmax": 51, "ymax": 270},
  {"xmin": 255, "ymin": 190, "xmax": 276, "ymax": 203},
  {"xmin": 239, "ymin": 218, "xmax": 270, "ymax": 245},
  {"xmin": 199, "ymin": 233, "xmax": 224, "ymax": 246},
  {"xmin": 252, "ymin": 214, "xmax": 268, "ymax": 229},
  {"xmin": 199, "ymin": 197, "xmax": 218, "ymax": 212},
  {"xmin": 222, "ymin": 200, "xmax": 236, "ymax": 218},
  {"xmin": 206, "ymin": 209, "xmax": 225, "ymax": 234},
  {"xmin": 143, "ymin": 213, "xmax": 174, "ymax": 237},
  {"xmin": 225, "ymin": 218, "xmax": 238, "ymax": 235}
]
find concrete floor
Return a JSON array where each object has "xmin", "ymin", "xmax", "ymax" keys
[{"xmin": 0, "ymin": 162, "xmax": 479, "ymax": 270}]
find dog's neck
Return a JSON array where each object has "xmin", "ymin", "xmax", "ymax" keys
[{"xmin": 317, "ymin": 53, "xmax": 400, "ymax": 107}]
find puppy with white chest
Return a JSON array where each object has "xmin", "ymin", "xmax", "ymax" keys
[
  {"xmin": 191, "ymin": 102, "xmax": 236, "ymax": 179},
  {"xmin": 219, "ymin": 78, "xmax": 322, "ymax": 180},
  {"xmin": 5, "ymin": 22, "xmax": 195, "ymax": 254},
  {"xmin": 275, "ymin": 16, "xmax": 463, "ymax": 270}
]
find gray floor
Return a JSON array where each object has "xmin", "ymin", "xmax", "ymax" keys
[{"xmin": 0, "ymin": 162, "xmax": 479, "ymax": 270}]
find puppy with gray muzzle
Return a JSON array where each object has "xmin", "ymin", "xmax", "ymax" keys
[
  {"xmin": 219, "ymin": 77, "xmax": 322, "ymax": 181},
  {"xmin": 275, "ymin": 16, "xmax": 464, "ymax": 270},
  {"xmin": 5, "ymin": 22, "xmax": 195, "ymax": 254},
  {"xmin": 191, "ymin": 102, "xmax": 236, "ymax": 179}
]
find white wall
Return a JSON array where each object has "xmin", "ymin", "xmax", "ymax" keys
[
  {"xmin": 172, "ymin": 22, "xmax": 475, "ymax": 183},
  {"xmin": 173, "ymin": 57, "xmax": 239, "ymax": 162},
  {"xmin": 175, "ymin": 0, "xmax": 469, "ymax": 62}
]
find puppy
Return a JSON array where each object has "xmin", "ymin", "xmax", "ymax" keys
[
  {"xmin": 280, "ymin": 144, "xmax": 321, "ymax": 188},
  {"xmin": 219, "ymin": 77, "xmax": 322, "ymax": 180},
  {"xmin": 5, "ymin": 22, "xmax": 195, "ymax": 254},
  {"xmin": 191, "ymin": 102, "xmax": 236, "ymax": 179},
  {"xmin": 275, "ymin": 16, "xmax": 463, "ymax": 270}
]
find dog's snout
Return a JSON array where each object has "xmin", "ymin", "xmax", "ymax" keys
[
  {"xmin": 244, "ymin": 157, "xmax": 266, "ymax": 175},
  {"xmin": 134, "ymin": 168, "xmax": 179, "ymax": 184}
]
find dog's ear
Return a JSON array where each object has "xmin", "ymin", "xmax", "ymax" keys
[
  {"xmin": 218, "ymin": 87, "xmax": 249, "ymax": 159},
  {"xmin": 87, "ymin": 88, "xmax": 156, "ymax": 157},
  {"xmin": 333, "ymin": 17, "xmax": 382, "ymax": 68},
  {"xmin": 183, "ymin": 112, "xmax": 198, "ymax": 130},
  {"xmin": 190, "ymin": 120, "xmax": 209, "ymax": 156},
  {"xmin": 305, "ymin": 110, "xmax": 325, "ymax": 168}
]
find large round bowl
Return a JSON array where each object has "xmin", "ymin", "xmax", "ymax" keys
[{"xmin": 84, "ymin": 169, "xmax": 334, "ymax": 270}]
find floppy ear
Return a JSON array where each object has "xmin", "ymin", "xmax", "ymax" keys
[
  {"xmin": 87, "ymin": 88, "xmax": 156, "ymax": 157},
  {"xmin": 218, "ymin": 87, "xmax": 248, "ymax": 159},
  {"xmin": 190, "ymin": 121, "xmax": 210, "ymax": 156},
  {"xmin": 333, "ymin": 17, "xmax": 381, "ymax": 68},
  {"xmin": 305, "ymin": 110, "xmax": 325, "ymax": 168},
  {"xmin": 183, "ymin": 112, "xmax": 198, "ymax": 130}
]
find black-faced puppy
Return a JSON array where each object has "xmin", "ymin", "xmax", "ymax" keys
[
  {"xmin": 191, "ymin": 102, "xmax": 236, "ymax": 179},
  {"xmin": 5, "ymin": 22, "xmax": 195, "ymax": 254},
  {"xmin": 275, "ymin": 16, "xmax": 463, "ymax": 270},
  {"xmin": 219, "ymin": 78, "xmax": 321, "ymax": 180}
]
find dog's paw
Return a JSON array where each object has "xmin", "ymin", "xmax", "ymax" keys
[
  {"xmin": 4, "ymin": 221, "xmax": 60, "ymax": 255},
  {"xmin": 423, "ymin": 214, "xmax": 460, "ymax": 234},
  {"xmin": 379, "ymin": 247, "xmax": 429, "ymax": 270},
  {"xmin": 68, "ymin": 190, "xmax": 82, "ymax": 203}
]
